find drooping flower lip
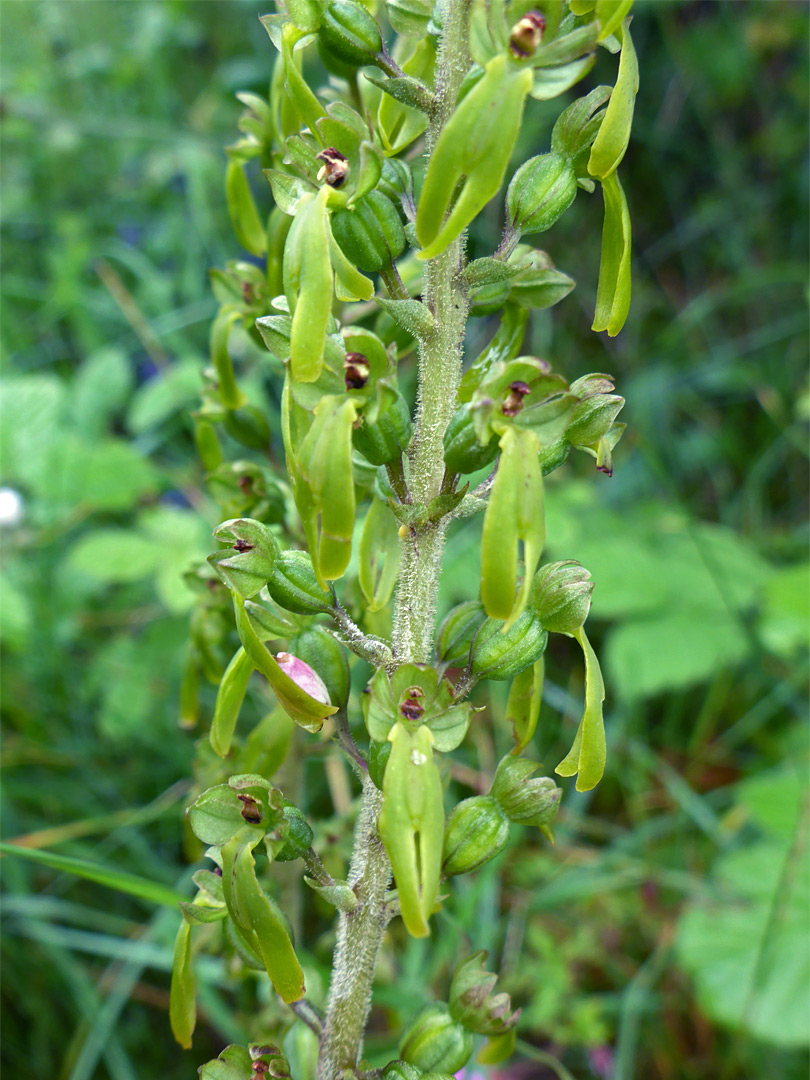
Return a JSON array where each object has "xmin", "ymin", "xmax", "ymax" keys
[{"xmin": 275, "ymin": 652, "xmax": 332, "ymax": 706}]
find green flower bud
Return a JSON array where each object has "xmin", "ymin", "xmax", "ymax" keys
[
  {"xmin": 470, "ymin": 611, "xmax": 548, "ymax": 681},
  {"xmin": 505, "ymin": 152, "xmax": 578, "ymax": 238},
  {"xmin": 529, "ymin": 559, "xmax": 593, "ymax": 633},
  {"xmin": 209, "ymin": 518, "xmax": 280, "ymax": 599},
  {"xmin": 353, "ymin": 390, "xmax": 412, "ymax": 465},
  {"xmin": 442, "ymin": 796, "xmax": 509, "ymax": 876},
  {"xmin": 507, "ymin": 249, "xmax": 575, "ymax": 310},
  {"xmin": 319, "ymin": 0, "xmax": 384, "ymax": 68},
  {"xmin": 448, "ymin": 952, "xmax": 519, "ymax": 1035},
  {"xmin": 436, "ymin": 600, "xmax": 487, "ymax": 666},
  {"xmin": 290, "ymin": 626, "xmax": 350, "ymax": 709},
  {"xmin": 274, "ymin": 799, "xmax": 315, "ymax": 862},
  {"xmin": 491, "ymin": 755, "xmax": 562, "ymax": 829},
  {"xmin": 266, "ymin": 549, "xmax": 335, "ymax": 615},
  {"xmin": 400, "ymin": 1004, "xmax": 474, "ymax": 1074},
  {"xmin": 331, "ymin": 190, "xmax": 406, "ymax": 273}
]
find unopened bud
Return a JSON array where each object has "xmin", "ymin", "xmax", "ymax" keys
[
  {"xmin": 442, "ymin": 795, "xmax": 510, "ymax": 876},
  {"xmin": 506, "ymin": 152, "xmax": 578, "ymax": 237},
  {"xmin": 383, "ymin": 1063, "xmax": 423, "ymax": 1080},
  {"xmin": 530, "ymin": 559, "xmax": 593, "ymax": 633},
  {"xmin": 471, "ymin": 612, "xmax": 548, "ymax": 682},
  {"xmin": 320, "ymin": 0, "xmax": 384, "ymax": 67},
  {"xmin": 331, "ymin": 190, "xmax": 406, "ymax": 273},
  {"xmin": 344, "ymin": 351, "xmax": 370, "ymax": 390},
  {"xmin": 436, "ymin": 600, "xmax": 487, "ymax": 665},
  {"xmin": 491, "ymin": 755, "xmax": 561, "ymax": 829},
  {"xmin": 509, "ymin": 11, "xmax": 545, "ymax": 59},
  {"xmin": 275, "ymin": 653, "xmax": 331, "ymax": 706},
  {"xmin": 316, "ymin": 147, "xmax": 350, "ymax": 188},
  {"xmin": 400, "ymin": 1004, "xmax": 474, "ymax": 1075}
]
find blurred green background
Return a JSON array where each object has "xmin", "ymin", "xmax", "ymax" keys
[{"xmin": 1, "ymin": 2, "xmax": 808, "ymax": 1078}]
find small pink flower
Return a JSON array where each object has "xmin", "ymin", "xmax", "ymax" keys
[{"xmin": 275, "ymin": 652, "xmax": 331, "ymax": 705}]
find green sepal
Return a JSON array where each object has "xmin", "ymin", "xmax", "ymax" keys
[
  {"xmin": 170, "ymin": 917, "xmax": 196, "ymax": 1049},
  {"xmin": 211, "ymin": 646, "xmax": 254, "ymax": 758},
  {"xmin": 443, "ymin": 406, "xmax": 499, "ymax": 477},
  {"xmin": 177, "ymin": 899, "xmax": 227, "ymax": 925},
  {"xmin": 591, "ymin": 169, "xmax": 631, "ymax": 336},
  {"xmin": 596, "ymin": 0, "xmax": 634, "ymax": 42},
  {"xmin": 211, "ymin": 308, "xmax": 247, "ymax": 410},
  {"xmin": 278, "ymin": 22, "xmax": 328, "ymax": 136},
  {"xmin": 329, "ymin": 225, "xmax": 375, "ymax": 302},
  {"xmin": 221, "ymin": 824, "xmax": 306, "ymax": 1003},
  {"xmin": 399, "ymin": 1003, "xmax": 473, "ymax": 1073},
  {"xmin": 199, "ymin": 1044, "xmax": 253, "ymax": 1080},
  {"xmin": 551, "ymin": 84, "xmax": 612, "ymax": 163},
  {"xmin": 225, "ymin": 160, "xmax": 267, "ymax": 257},
  {"xmin": 359, "ymin": 497, "xmax": 402, "ymax": 611},
  {"xmin": 283, "ymin": 187, "xmax": 333, "ymax": 382},
  {"xmin": 386, "ymin": 0, "xmax": 433, "ymax": 36},
  {"xmin": 353, "ymin": 389, "xmax": 412, "ymax": 466},
  {"xmin": 378, "ymin": 724, "xmax": 444, "ymax": 938},
  {"xmin": 533, "ymin": 20, "xmax": 599, "ymax": 68},
  {"xmin": 233, "ymin": 594, "xmax": 337, "ymax": 731},
  {"xmin": 480, "ymin": 427, "xmax": 545, "ymax": 628},
  {"xmin": 506, "ymin": 656, "xmax": 543, "ymax": 754},
  {"xmin": 416, "ymin": 54, "xmax": 533, "ymax": 259},
  {"xmin": 448, "ymin": 952, "xmax": 519, "ymax": 1036},
  {"xmin": 587, "ymin": 19, "xmax": 638, "ymax": 179},
  {"xmin": 554, "ymin": 625, "xmax": 606, "ymax": 791},
  {"xmin": 530, "ymin": 55, "xmax": 596, "ymax": 101},
  {"xmin": 286, "ymin": 0, "xmax": 323, "ymax": 31},
  {"xmin": 208, "ymin": 518, "xmax": 280, "ymax": 600}
]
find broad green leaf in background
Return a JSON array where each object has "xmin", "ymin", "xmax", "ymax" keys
[
  {"xmin": 676, "ymin": 770, "xmax": 810, "ymax": 1048},
  {"xmin": 127, "ymin": 359, "xmax": 202, "ymax": 434}
]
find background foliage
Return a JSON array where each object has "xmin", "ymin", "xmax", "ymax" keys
[{"xmin": 1, "ymin": 2, "xmax": 808, "ymax": 1078}]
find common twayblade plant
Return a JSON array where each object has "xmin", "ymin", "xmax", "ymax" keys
[{"xmin": 171, "ymin": 2, "xmax": 637, "ymax": 1077}]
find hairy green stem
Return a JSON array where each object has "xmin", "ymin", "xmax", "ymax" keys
[{"xmin": 317, "ymin": 5, "xmax": 472, "ymax": 1077}]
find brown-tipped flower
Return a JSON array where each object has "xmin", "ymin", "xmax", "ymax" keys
[
  {"xmin": 509, "ymin": 11, "xmax": 545, "ymax": 59},
  {"xmin": 501, "ymin": 380, "xmax": 532, "ymax": 417},
  {"xmin": 344, "ymin": 351, "xmax": 370, "ymax": 390},
  {"xmin": 316, "ymin": 147, "xmax": 350, "ymax": 188}
]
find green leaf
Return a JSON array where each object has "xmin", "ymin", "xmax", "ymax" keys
[
  {"xmin": 676, "ymin": 837, "xmax": 810, "ymax": 1048},
  {"xmin": 66, "ymin": 530, "xmax": 162, "ymax": 583},
  {"xmin": 127, "ymin": 359, "xmax": 201, "ymax": 434},
  {"xmin": 606, "ymin": 610, "xmax": 749, "ymax": 700},
  {"xmin": 170, "ymin": 917, "xmax": 196, "ymax": 1048},
  {"xmin": 0, "ymin": 843, "xmax": 184, "ymax": 907},
  {"xmin": 71, "ymin": 347, "xmax": 133, "ymax": 435},
  {"xmin": 555, "ymin": 627, "xmax": 606, "ymax": 791}
]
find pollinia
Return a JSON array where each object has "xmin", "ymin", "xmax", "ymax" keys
[{"xmin": 172, "ymin": 1, "xmax": 637, "ymax": 1077}]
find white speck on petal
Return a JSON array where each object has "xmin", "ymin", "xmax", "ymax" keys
[{"xmin": 410, "ymin": 749, "xmax": 427, "ymax": 766}]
